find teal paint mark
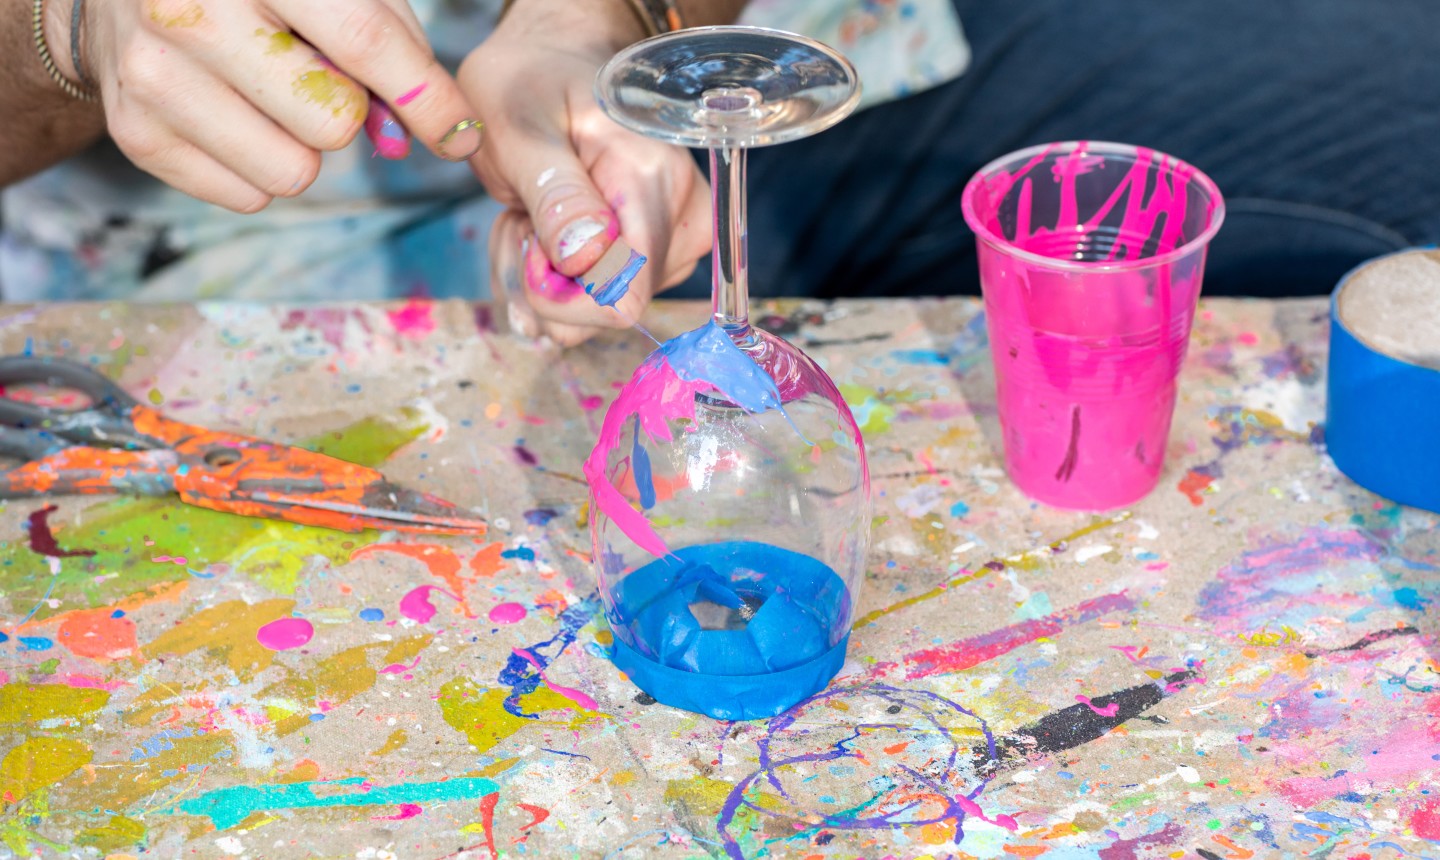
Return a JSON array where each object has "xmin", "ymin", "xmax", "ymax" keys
[
  {"xmin": 949, "ymin": 500, "xmax": 970, "ymax": 517},
  {"xmin": 177, "ymin": 776, "xmax": 499, "ymax": 830},
  {"xmin": 1013, "ymin": 592, "xmax": 1054, "ymax": 621},
  {"xmin": 890, "ymin": 349, "xmax": 949, "ymax": 366}
]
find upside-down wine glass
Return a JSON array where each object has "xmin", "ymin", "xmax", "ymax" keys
[{"xmin": 584, "ymin": 27, "xmax": 871, "ymax": 721}]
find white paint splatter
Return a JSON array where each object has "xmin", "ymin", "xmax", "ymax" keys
[
  {"xmin": 215, "ymin": 836, "xmax": 245, "ymax": 855},
  {"xmin": 1136, "ymin": 520, "xmax": 1160, "ymax": 540},
  {"xmin": 895, "ymin": 484, "xmax": 944, "ymax": 518},
  {"xmin": 1176, "ymin": 764, "xmax": 1201, "ymax": 783},
  {"xmin": 1075, "ymin": 544, "xmax": 1113, "ymax": 563}
]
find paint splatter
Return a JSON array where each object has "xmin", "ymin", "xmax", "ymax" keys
[
  {"xmin": 395, "ymin": 83, "xmax": 426, "ymax": 106},
  {"xmin": 497, "ymin": 596, "xmax": 598, "ymax": 718},
  {"xmin": 1075, "ymin": 694, "xmax": 1121, "ymax": 717},
  {"xmin": 1179, "ymin": 469, "xmax": 1214, "ymax": 505},
  {"xmin": 386, "ymin": 299, "xmax": 436, "ymax": 339},
  {"xmin": 177, "ymin": 776, "xmax": 497, "ymax": 831},
  {"xmin": 488, "ymin": 603, "xmax": 527, "ymax": 625},
  {"xmin": 256, "ymin": 618, "xmax": 315, "ymax": 651},
  {"xmin": 56, "ymin": 609, "xmax": 137, "ymax": 661},
  {"xmin": 399, "ymin": 585, "xmax": 463, "ymax": 624},
  {"xmin": 25, "ymin": 505, "xmax": 95, "ymax": 558},
  {"xmin": 358, "ymin": 608, "xmax": 385, "ymax": 622}
]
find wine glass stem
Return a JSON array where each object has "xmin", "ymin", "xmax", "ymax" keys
[{"xmin": 710, "ymin": 146, "xmax": 750, "ymax": 335}]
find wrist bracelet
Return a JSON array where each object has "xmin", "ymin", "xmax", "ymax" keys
[
  {"xmin": 31, "ymin": 0, "xmax": 96, "ymax": 102},
  {"xmin": 70, "ymin": 0, "xmax": 95, "ymax": 89}
]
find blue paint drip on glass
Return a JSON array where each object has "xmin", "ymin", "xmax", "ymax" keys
[
  {"xmin": 583, "ymin": 249, "xmax": 648, "ymax": 307},
  {"xmin": 631, "ymin": 415, "xmax": 656, "ymax": 510}
]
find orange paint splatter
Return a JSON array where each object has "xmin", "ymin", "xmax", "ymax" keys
[
  {"xmin": 883, "ymin": 741, "xmax": 910, "ymax": 755},
  {"xmin": 1002, "ymin": 846, "xmax": 1049, "ymax": 858},
  {"xmin": 1178, "ymin": 470, "xmax": 1213, "ymax": 506},
  {"xmin": 352, "ymin": 543, "xmax": 472, "ymax": 614},
  {"xmin": 516, "ymin": 802, "xmax": 549, "ymax": 831},
  {"xmin": 56, "ymin": 609, "xmax": 137, "ymax": 661},
  {"xmin": 1212, "ymin": 834, "xmax": 1256, "ymax": 859},
  {"xmin": 534, "ymin": 589, "xmax": 569, "ymax": 617},
  {"xmin": 468, "ymin": 542, "xmax": 507, "ymax": 578}
]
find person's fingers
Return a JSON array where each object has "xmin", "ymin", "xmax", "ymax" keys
[
  {"xmin": 135, "ymin": 52, "xmax": 323, "ymax": 197},
  {"xmin": 490, "ymin": 209, "xmax": 543, "ymax": 339},
  {"xmin": 364, "ymin": 95, "xmax": 411, "ymax": 159},
  {"xmin": 268, "ymin": 0, "xmax": 483, "ymax": 161},
  {"xmin": 110, "ymin": 128, "xmax": 272, "ymax": 213}
]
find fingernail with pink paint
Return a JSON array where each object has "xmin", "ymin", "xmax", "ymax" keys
[
  {"xmin": 365, "ymin": 98, "xmax": 410, "ymax": 160},
  {"xmin": 555, "ymin": 214, "xmax": 621, "ymax": 264}
]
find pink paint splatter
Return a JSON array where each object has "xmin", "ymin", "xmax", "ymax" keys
[
  {"xmin": 387, "ymin": 299, "xmax": 436, "ymax": 339},
  {"xmin": 256, "ymin": 617, "xmax": 315, "ymax": 651},
  {"xmin": 372, "ymin": 803, "xmax": 423, "ymax": 821},
  {"xmin": 955, "ymin": 795, "xmax": 1018, "ymax": 831},
  {"xmin": 399, "ymin": 585, "xmax": 462, "ymax": 624},
  {"xmin": 365, "ymin": 97, "xmax": 409, "ymax": 160},
  {"xmin": 380, "ymin": 655, "xmax": 422, "ymax": 674},
  {"xmin": 61, "ymin": 674, "xmax": 127, "ymax": 690},
  {"xmin": 395, "ymin": 84, "xmax": 426, "ymax": 106},
  {"xmin": 512, "ymin": 648, "xmax": 598, "ymax": 711},
  {"xmin": 579, "ymin": 395, "xmax": 604, "ymax": 411},
  {"xmin": 151, "ymin": 555, "xmax": 188, "ymax": 565},
  {"xmin": 1075, "ymin": 694, "xmax": 1120, "ymax": 717},
  {"xmin": 488, "ymin": 602, "xmax": 527, "ymax": 624},
  {"xmin": 523, "ymin": 236, "xmax": 586, "ymax": 303}
]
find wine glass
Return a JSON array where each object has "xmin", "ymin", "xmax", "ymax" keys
[{"xmin": 585, "ymin": 27, "xmax": 870, "ymax": 721}]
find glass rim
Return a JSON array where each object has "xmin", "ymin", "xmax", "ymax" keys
[{"xmin": 961, "ymin": 140, "xmax": 1227, "ymax": 273}]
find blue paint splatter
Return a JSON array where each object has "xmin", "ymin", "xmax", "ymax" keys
[
  {"xmin": 501, "ymin": 547, "xmax": 536, "ymax": 562},
  {"xmin": 890, "ymin": 349, "xmax": 950, "ymax": 366},
  {"xmin": 18, "ymin": 636, "xmax": 53, "ymax": 651},
  {"xmin": 1394, "ymin": 587, "xmax": 1430, "ymax": 611},
  {"xmin": 524, "ymin": 508, "xmax": 559, "ymax": 526},
  {"xmin": 498, "ymin": 594, "xmax": 599, "ymax": 719},
  {"xmin": 632, "ymin": 417, "xmax": 656, "ymax": 510},
  {"xmin": 132, "ymin": 728, "xmax": 196, "ymax": 761},
  {"xmin": 949, "ymin": 501, "xmax": 970, "ymax": 517},
  {"xmin": 358, "ymin": 608, "xmax": 385, "ymax": 622}
]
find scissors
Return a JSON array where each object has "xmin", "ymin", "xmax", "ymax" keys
[{"xmin": 0, "ymin": 356, "xmax": 487, "ymax": 535}]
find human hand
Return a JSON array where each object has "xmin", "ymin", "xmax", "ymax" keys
[
  {"xmin": 72, "ymin": 0, "xmax": 483, "ymax": 212},
  {"xmin": 460, "ymin": 0, "xmax": 711, "ymax": 347}
]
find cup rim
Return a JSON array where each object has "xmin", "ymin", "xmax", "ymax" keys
[{"xmin": 961, "ymin": 140, "xmax": 1227, "ymax": 273}]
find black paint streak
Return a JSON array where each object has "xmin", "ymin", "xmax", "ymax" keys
[
  {"xmin": 1055, "ymin": 406, "xmax": 1081, "ymax": 482},
  {"xmin": 1304, "ymin": 625, "xmax": 1419, "ymax": 658},
  {"xmin": 25, "ymin": 504, "xmax": 96, "ymax": 558},
  {"xmin": 633, "ymin": 692, "xmax": 657, "ymax": 706},
  {"xmin": 976, "ymin": 669, "xmax": 1204, "ymax": 771},
  {"xmin": 1196, "ymin": 849, "xmax": 1224, "ymax": 860}
]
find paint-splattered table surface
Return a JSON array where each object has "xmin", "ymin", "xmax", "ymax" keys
[{"xmin": 2, "ymin": 297, "xmax": 1437, "ymax": 860}]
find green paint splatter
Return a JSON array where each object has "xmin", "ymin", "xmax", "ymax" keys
[
  {"xmin": 839, "ymin": 384, "xmax": 897, "ymax": 435},
  {"xmin": 0, "ymin": 409, "xmax": 430, "ymax": 614},
  {"xmin": 1206, "ymin": 818, "xmax": 1222, "ymax": 830}
]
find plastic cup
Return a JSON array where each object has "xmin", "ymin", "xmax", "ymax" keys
[{"xmin": 961, "ymin": 141, "xmax": 1225, "ymax": 509}]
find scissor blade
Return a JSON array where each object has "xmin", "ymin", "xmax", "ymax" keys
[{"xmin": 244, "ymin": 482, "xmax": 488, "ymax": 535}]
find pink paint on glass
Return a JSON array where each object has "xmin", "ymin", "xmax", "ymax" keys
[
  {"xmin": 386, "ymin": 299, "xmax": 436, "ymax": 338},
  {"xmin": 488, "ymin": 602, "xmax": 527, "ymax": 624},
  {"xmin": 512, "ymin": 648, "xmax": 599, "ymax": 711},
  {"xmin": 1075, "ymin": 694, "xmax": 1121, "ymax": 717},
  {"xmin": 399, "ymin": 585, "xmax": 462, "ymax": 623},
  {"xmin": 961, "ymin": 141, "xmax": 1225, "ymax": 510},
  {"xmin": 256, "ymin": 617, "xmax": 315, "ymax": 651},
  {"xmin": 395, "ymin": 84, "xmax": 426, "ymax": 106}
]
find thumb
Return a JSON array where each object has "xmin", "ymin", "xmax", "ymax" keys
[{"xmin": 509, "ymin": 144, "xmax": 621, "ymax": 278}]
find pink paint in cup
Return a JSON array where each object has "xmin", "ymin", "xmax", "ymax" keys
[{"xmin": 961, "ymin": 141, "xmax": 1225, "ymax": 509}]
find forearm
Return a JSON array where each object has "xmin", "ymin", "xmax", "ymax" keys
[{"xmin": 0, "ymin": 0, "xmax": 104, "ymax": 187}]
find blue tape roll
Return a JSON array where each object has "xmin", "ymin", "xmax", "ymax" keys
[
  {"xmin": 606, "ymin": 540, "xmax": 852, "ymax": 721},
  {"xmin": 1326, "ymin": 250, "xmax": 1440, "ymax": 514}
]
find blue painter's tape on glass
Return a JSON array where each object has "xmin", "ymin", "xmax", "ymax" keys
[{"xmin": 606, "ymin": 540, "xmax": 851, "ymax": 720}]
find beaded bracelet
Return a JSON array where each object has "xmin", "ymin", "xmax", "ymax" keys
[{"xmin": 31, "ymin": 0, "xmax": 96, "ymax": 102}]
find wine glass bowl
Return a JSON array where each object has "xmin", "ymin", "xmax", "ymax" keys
[{"xmin": 587, "ymin": 27, "xmax": 869, "ymax": 721}]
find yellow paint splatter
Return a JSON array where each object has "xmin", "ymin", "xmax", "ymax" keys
[
  {"xmin": 437, "ymin": 678, "xmax": 603, "ymax": 755},
  {"xmin": 663, "ymin": 776, "xmax": 785, "ymax": 818},
  {"xmin": 260, "ymin": 642, "xmax": 379, "ymax": 736},
  {"xmin": 292, "ymin": 69, "xmax": 364, "ymax": 119},
  {"xmin": 143, "ymin": 598, "xmax": 293, "ymax": 675},
  {"xmin": 0, "ymin": 683, "xmax": 110, "ymax": 725},
  {"xmin": 372, "ymin": 729, "xmax": 408, "ymax": 756},
  {"xmin": 147, "ymin": 388, "xmax": 164, "ymax": 405},
  {"xmin": 75, "ymin": 815, "xmax": 145, "ymax": 852},
  {"xmin": 262, "ymin": 29, "xmax": 298, "ymax": 54},
  {"xmin": 147, "ymin": 0, "xmax": 204, "ymax": 27},
  {"xmin": 0, "ymin": 737, "xmax": 91, "ymax": 802}
]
